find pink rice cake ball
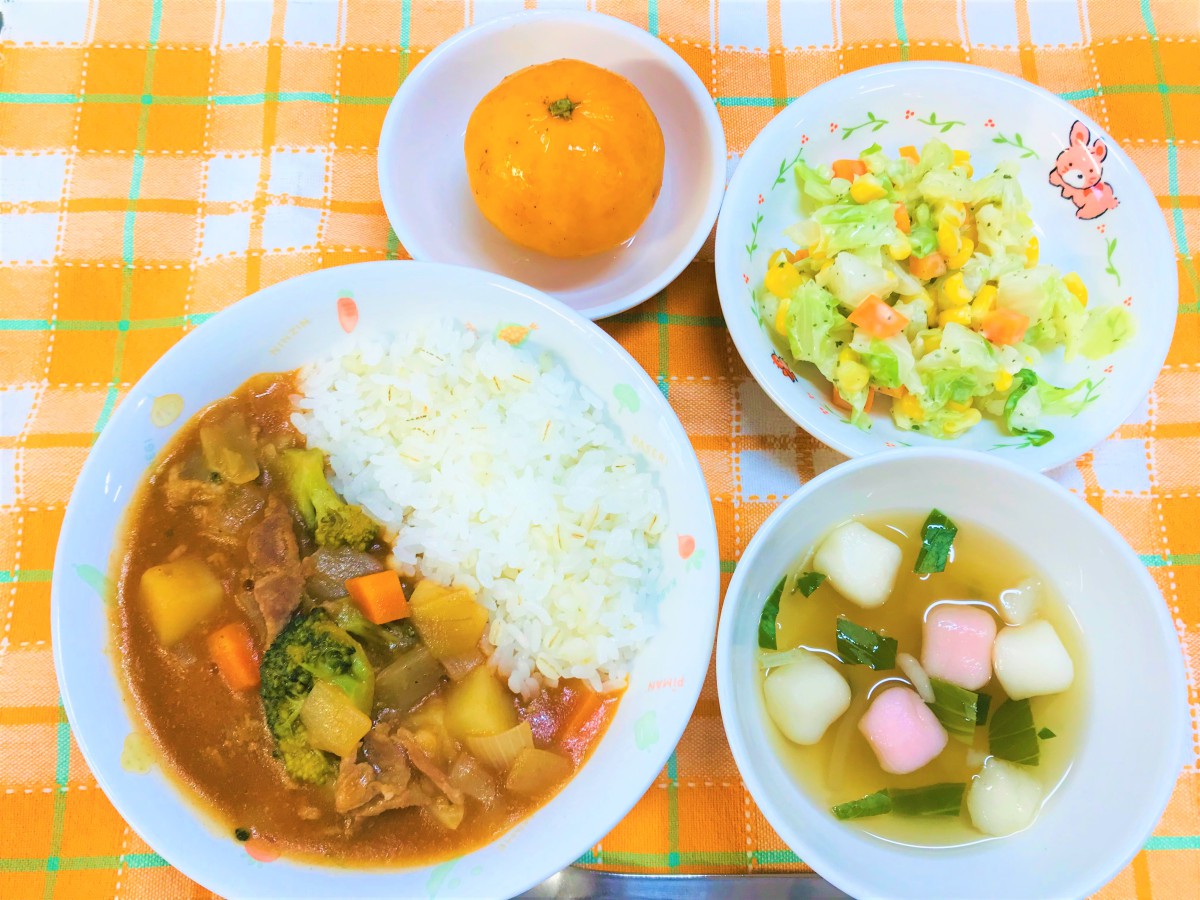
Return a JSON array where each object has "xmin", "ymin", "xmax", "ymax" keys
[
  {"xmin": 921, "ymin": 603, "xmax": 997, "ymax": 691},
  {"xmin": 858, "ymin": 686, "xmax": 948, "ymax": 775}
]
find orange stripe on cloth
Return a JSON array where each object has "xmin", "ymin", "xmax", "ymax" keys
[
  {"xmin": 245, "ymin": 5, "xmax": 288, "ymax": 297},
  {"xmin": 1014, "ymin": 0, "xmax": 1038, "ymax": 84},
  {"xmin": 767, "ymin": 0, "xmax": 787, "ymax": 109}
]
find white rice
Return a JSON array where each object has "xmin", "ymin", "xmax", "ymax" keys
[{"xmin": 293, "ymin": 320, "xmax": 665, "ymax": 697}]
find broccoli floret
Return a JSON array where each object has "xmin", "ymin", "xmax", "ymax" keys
[
  {"xmin": 277, "ymin": 448, "xmax": 379, "ymax": 551},
  {"xmin": 259, "ymin": 607, "xmax": 375, "ymax": 784}
]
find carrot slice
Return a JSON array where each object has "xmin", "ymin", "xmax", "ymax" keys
[
  {"xmin": 208, "ymin": 623, "xmax": 259, "ymax": 692},
  {"xmin": 346, "ymin": 570, "xmax": 411, "ymax": 625},
  {"xmin": 833, "ymin": 386, "xmax": 875, "ymax": 413},
  {"xmin": 831, "ymin": 159, "xmax": 868, "ymax": 181},
  {"xmin": 980, "ymin": 308, "xmax": 1030, "ymax": 346},
  {"xmin": 898, "ymin": 145, "xmax": 920, "ymax": 164},
  {"xmin": 847, "ymin": 295, "xmax": 909, "ymax": 339},
  {"xmin": 894, "ymin": 204, "xmax": 911, "ymax": 234},
  {"xmin": 908, "ymin": 252, "xmax": 947, "ymax": 281},
  {"xmin": 876, "ymin": 384, "xmax": 907, "ymax": 399}
]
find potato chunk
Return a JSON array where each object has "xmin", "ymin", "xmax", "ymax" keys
[
  {"xmin": 139, "ymin": 556, "xmax": 224, "ymax": 646},
  {"xmin": 992, "ymin": 619, "xmax": 1074, "ymax": 700},
  {"xmin": 813, "ymin": 522, "xmax": 902, "ymax": 609},
  {"xmin": 763, "ymin": 652, "xmax": 851, "ymax": 746},
  {"xmin": 445, "ymin": 666, "xmax": 518, "ymax": 741},
  {"xmin": 409, "ymin": 579, "xmax": 488, "ymax": 660},
  {"xmin": 967, "ymin": 757, "xmax": 1044, "ymax": 836}
]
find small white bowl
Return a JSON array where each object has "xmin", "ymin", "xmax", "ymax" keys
[
  {"xmin": 716, "ymin": 450, "xmax": 1188, "ymax": 900},
  {"xmin": 378, "ymin": 10, "xmax": 725, "ymax": 320},
  {"xmin": 714, "ymin": 62, "xmax": 1176, "ymax": 470},
  {"xmin": 52, "ymin": 261, "xmax": 719, "ymax": 899}
]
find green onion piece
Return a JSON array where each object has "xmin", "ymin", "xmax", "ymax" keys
[
  {"xmin": 889, "ymin": 783, "xmax": 966, "ymax": 817},
  {"xmin": 794, "ymin": 572, "xmax": 827, "ymax": 597},
  {"xmin": 757, "ymin": 576, "xmax": 786, "ymax": 650},
  {"xmin": 832, "ymin": 790, "xmax": 892, "ymax": 820},
  {"xmin": 927, "ymin": 677, "xmax": 987, "ymax": 742},
  {"xmin": 989, "ymin": 698, "xmax": 1040, "ymax": 765},
  {"xmin": 914, "ymin": 509, "xmax": 958, "ymax": 574},
  {"xmin": 758, "ymin": 647, "xmax": 809, "ymax": 670},
  {"xmin": 1037, "ymin": 727, "xmax": 1056, "ymax": 740},
  {"xmin": 975, "ymin": 692, "xmax": 992, "ymax": 726},
  {"xmin": 836, "ymin": 617, "xmax": 897, "ymax": 670}
]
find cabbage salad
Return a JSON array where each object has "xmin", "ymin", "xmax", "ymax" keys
[{"xmin": 757, "ymin": 139, "xmax": 1136, "ymax": 440}]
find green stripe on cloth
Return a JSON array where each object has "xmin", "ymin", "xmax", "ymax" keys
[
  {"xmin": 41, "ymin": 703, "xmax": 72, "ymax": 899},
  {"xmin": 648, "ymin": 0, "xmax": 659, "ymax": 38},
  {"xmin": 893, "ymin": 0, "xmax": 909, "ymax": 62},
  {"xmin": 654, "ymin": 291, "xmax": 670, "ymax": 398},
  {"xmin": 1144, "ymin": 836, "xmax": 1200, "ymax": 850},
  {"xmin": 665, "ymin": 751, "xmax": 680, "ymax": 868},
  {"xmin": 0, "ymin": 853, "xmax": 167, "ymax": 873},
  {"xmin": 0, "ymin": 569, "xmax": 53, "ymax": 584},
  {"xmin": 609, "ymin": 310, "xmax": 725, "ymax": 327},
  {"xmin": 1139, "ymin": 0, "xmax": 1200, "ymax": 297},
  {"xmin": 1140, "ymin": 552, "xmax": 1200, "ymax": 568},
  {"xmin": 0, "ymin": 314, "xmax": 214, "ymax": 332}
]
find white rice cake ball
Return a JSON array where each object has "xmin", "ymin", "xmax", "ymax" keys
[
  {"xmin": 813, "ymin": 521, "xmax": 902, "ymax": 609},
  {"xmin": 993, "ymin": 619, "xmax": 1075, "ymax": 700},
  {"xmin": 763, "ymin": 652, "xmax": 852, "ymax": 745},
  {"xmin": 998, "ymin": 578, "xmax": 1040, "ymax": 626},
  {"xmin": 967, "ymin": 757, "xmax": 1045, "ymax": 836}
]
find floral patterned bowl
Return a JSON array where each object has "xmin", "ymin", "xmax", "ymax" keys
[
  {"xmin": 714, "ymin": 62, "xmax": 1176, "ymax": 470},
  {"xmin": 51, "ymin": 261, "xmax": 718, "ymax": 899}
]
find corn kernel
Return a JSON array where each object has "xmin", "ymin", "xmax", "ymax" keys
[
  {"xmin": 940, "ymin": 273, "xmax": 972, "ymax": 308},
  {"xmin": 939, "ymin": 307, "xmax": 973, "ymax": 328},
  {"xmin": 971, "ymin": 284, "xmax": 997, "ymax": 326},
  {"xmin": 947, "ymin": 399, "xmax": 974, "ymax": 412},
  {"xmin": 943, "ymin": 408, "xmax": 983, "ymax": 435},
  {"xmin": 946, "ymin": 237, "xmax": 974, "ymax": 270},
  {"xmin": 888, "ymin": 239, "xmax": 912, "ymax": 261},
  {"xmin": 849, "ymin": 175, "xmax": 887, "ymax": 204},
  {"xmin": 774, "ymin": 296, "xmax": 792, "ymax": 336},
  {"xmin": 1062, "ymin": 272, "xmax": 1088, "ymax": 307},
  {"xmin": 899, "ymin": 145, "xmax": 920, "ymax": 164},
  {"xmin": 767, "ymin": 249, "xmax": 790, "ymax": 269},
  {"xmin": 921, "ymin": 292, "xmax": 937, "ymax": 320},
  {"xmin": 836, "ymin": 359, "xmax": 870, "ymax": 394},
  {"xmin": 898, "ymin": 393, "xmax": 925, "ymax": 422},
  {"xmin": 994, "ymin": 369, "xmax": 1014, "ymax": 392},
  {"xmin": 838, "ymin": 347, "xmax": 860, "ymax": 364},
  {"xmin": 953, "ymin": 149, "xmax": 971, "ymax": 167},
  {"xmin": 765, "ymin": 263, "xmax": 802, "ymax": 298},
  {"xmin": 819, "ymin": 259, "xmax": 835, "ymax": 275},
  {"xmin": 940, "ymin": 201, "xmax": 967, "ymax": 227},
  {"xmin": 1025, "ymin": 235, "xmax": 1039, "ymax": 268},
  {"xmin": 923, "ymin": 331, "xmax": 942, "ymax": 353},
  {"xmin": 937, "ymin": 220, "xmax": 961, "ymax": 259}
]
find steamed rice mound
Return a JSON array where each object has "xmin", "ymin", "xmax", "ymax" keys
[{"xmin": 294, "ymin": 321, "xmax": 665, "ymax": 697}]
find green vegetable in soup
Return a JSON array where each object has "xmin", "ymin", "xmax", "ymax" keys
[
  {"xmin": 794, "ymin": 572, "xmax": 827, "ymax": 597},
  {"xmin": 832, "ymin": 790, "xmax": 892, "ymax": 820},
  {"xmin": 989, "ymin": 697, "xmax": 1040, "ymax": 766},
  {"xmin": 914, "ymin": 509, "xmax": 958, "ymax": 574},
  {"xmin": 758, "ymin": 576, "xmax": 787, "ymax": 650},
  {"xmin": 277, "ymin": 447, "xmax": 379, "ymax": 551},
  {"xmin": 1037, "ymin": 727, "xmax": 1057, "ymax": 740},
  {"xmin": 835, "ymin": 617, "xmax": 897, "ymax": 670},
  {"xmin": 889, "ymin": 783, "xmax": 966, "ymax": 817},
  {"xmin": 926, "ymin": 677, "xmax": 989, "ymax": 741}
]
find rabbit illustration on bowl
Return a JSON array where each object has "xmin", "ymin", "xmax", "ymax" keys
[{"xmin": 1049, "ymin": 120, "xmax": 1119, "ymax": 220}]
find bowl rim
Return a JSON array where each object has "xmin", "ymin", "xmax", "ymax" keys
[
  {"xmin": 376, "ymin": 8, "xmax": 727, "ymax": 321},
  {"xmin": 714, "ymin": 446, "xmax": 1189, "ymax": 899},
  {"xmin": 713, "ymin": 60, "xmax": 1177, "ymax": 471},
  {"xmin": 50, "ymin": 259, "xmax": 720, "ymax": 898}
]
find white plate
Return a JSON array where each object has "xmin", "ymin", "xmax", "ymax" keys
[
  {"xmin": 715, "ymin": 62, "xmax": 1176, "ymax": 470},
  {"xmin": 378, "ymin": 10, "xmax": 726, "ymax": 320},
  {"xmin": 51, "ymin": 261, "xmax": 719, "ymax": 899},
  {"xmin": 717, "ymin": 449, "xmax": 1189, "ymax": 899}
]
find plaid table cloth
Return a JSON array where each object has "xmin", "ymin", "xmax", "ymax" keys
[{"xmin": 1, "ymin": 0, "xmax": 1198, "ymax": 897}]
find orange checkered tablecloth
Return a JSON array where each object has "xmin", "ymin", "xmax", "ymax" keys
[{"xmin": 1, "ymin": 1, "xmax": 1199, "ymax": 897}]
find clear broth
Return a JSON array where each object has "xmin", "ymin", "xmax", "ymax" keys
[{"xmin": 760, "ymin": 512, "xmax": 1087, "ymax": 847}]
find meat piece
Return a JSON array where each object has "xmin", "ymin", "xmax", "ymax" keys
[
  {"xmin": 248, "ymin": 495, "xmax": 304, "ymax": 642},
  {"xmin": 160, "ymin": 463, "xmax": 222, "ymax": 509},
  {"xmin": 333, "ymin": 756, "xmax": 427, "ymax": 818},
  {"xmin": 302, "ymin": 547, "xmax": 385, "ymax": 601},
  {"xmin": 859, "ymin": 686, "xmax": 948, "ymax": 775},
  {"xmin": 393, "ymin": 727, "xmax": 464, "ymax": 806},
  {"xmin": 248, "ymin": 495, "xmax": 300, "ymax": 572}
]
